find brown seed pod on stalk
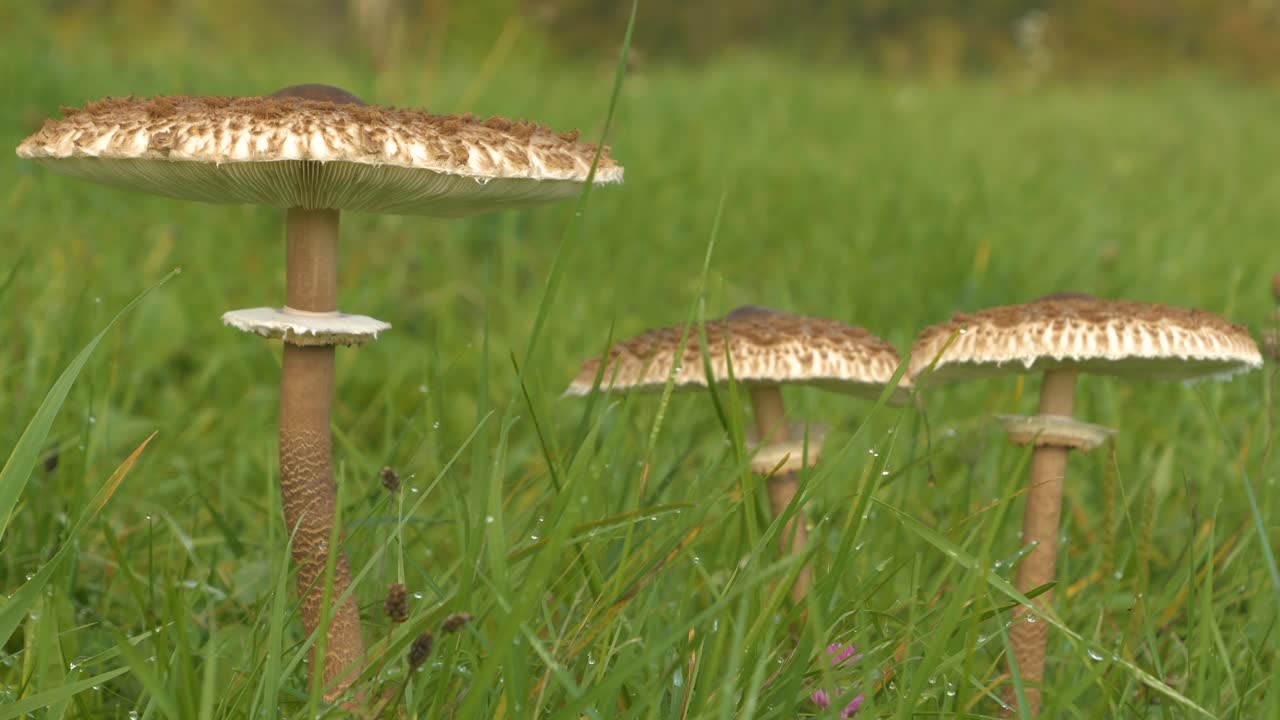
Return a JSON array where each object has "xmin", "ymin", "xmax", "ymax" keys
[
  {"xmin": 17, "ymin": 84, "xmax": 622, "ymax": 702},
  {"xmin": 379, "ymin": 466, "xmax": 401, "ymax": 494},
  {"xmin": 441, "ymin": 611, "xmax": 473, "ymax": 634},
  {"xmin": 383, "ymin": 583, "xmax": 408, "ymax": 623}
]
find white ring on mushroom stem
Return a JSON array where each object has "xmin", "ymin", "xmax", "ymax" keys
[
  {"xmin": 749, "ymin": 437, "xmax": 826, "ymax": 476},
  {"xmin": 995, "ymin": 414, "xmax": 1117, "ymax": 452},
  {"xmin": 222, "ymin": 307, "xmax": 390, "ymax": 346}
]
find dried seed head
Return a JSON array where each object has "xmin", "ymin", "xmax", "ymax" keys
[
  {"xmin": 379, "ymin": 466, "xmax": 401, "ymax": 494},
  {"xmin": 383, "ymin": 583, "xmax": 408, "ymax": 623},
  {"xmin": 441, "ymin": 611, "xmax": 473, "ymax": 634},
  {"xmin": 408, "ymin": 632, "xmax": 434, "ymax": 668}
]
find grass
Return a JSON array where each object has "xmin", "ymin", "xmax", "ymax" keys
[{"xmin": 2, "ymin": 4, "xmax": 1279, "ymax": 718}]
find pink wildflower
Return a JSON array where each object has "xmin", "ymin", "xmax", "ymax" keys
[{"xmin": 809, "ymin": 643, "xmax": 865, "ymax": 717}]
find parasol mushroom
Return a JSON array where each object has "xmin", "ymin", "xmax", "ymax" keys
[
  {"xmin": 16, "ymin": 83, "xmax": 622, "ymax": 700},
  {"xmin": 566, "ymin": 305, "xmax": 909, "ymax": 601},
  {"xmin": 910, "ymin": 293, "xmax": 1262, "ymax": 716}
]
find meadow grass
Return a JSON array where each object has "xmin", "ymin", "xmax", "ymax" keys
[{"xmin": 1, "ymin": 4, "xmax": 1279, "ymax": 718}]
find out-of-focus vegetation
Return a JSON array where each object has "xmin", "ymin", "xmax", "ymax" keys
[
  {"xmin": 31, "ymin": 0, "xmax": 1280, "ymax": 79},
  {"xmin": 532, "ymin": 0, "xmax": 1280, "ymax": 76},
  {"xmin": 3, "ymin": 1, "xmax": 1279, "ymax": 718}
]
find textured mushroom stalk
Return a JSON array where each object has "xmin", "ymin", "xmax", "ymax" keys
[
  {"xmin": 749, "ymin": 386, "xmax": 812, "ymax": 603},
  {"xmin": 280, "ymin": 207, "xmax": 364, "ymax": 699},
  {"xmin": 1008, "ymin": 368, "xmax": 1077, "ymax": 716}
]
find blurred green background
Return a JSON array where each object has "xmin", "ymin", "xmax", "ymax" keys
[{"xmin": 2, "ymin": 1, "xmax": 1279, "ymax": 717}]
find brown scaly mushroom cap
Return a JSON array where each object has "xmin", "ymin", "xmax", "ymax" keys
[
  {"xmin": 909, "ymin": 294, "xmax": 1262, "ymax": 384},
  {"xmin": 565, "ymin": 305, "xmax": 910, "ymax": 403},
  {"xmin": 16, "ymin": 89, "xmax": 622, "ymax": 216}
]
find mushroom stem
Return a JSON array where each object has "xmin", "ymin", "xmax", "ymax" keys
[
  {"xmin": 749, "ymin": 386, "xmax": 812, "ymax": 602},
  {"xmin": 750, "ymin": 385, "xmax": 790, "ymax": 445},
  {"xmin": 1008, "ymin": 367, "xmax": 1077, "ymax": 716},
  {"xmin": 280, "ymin": 207, "xmax": 364, "ymax": 699}
]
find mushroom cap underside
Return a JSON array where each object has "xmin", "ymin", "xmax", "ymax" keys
[{"xmin": 17, "ymin": 92, "xmax": 622, "ymax": 216}]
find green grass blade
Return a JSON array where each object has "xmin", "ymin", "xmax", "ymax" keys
[
  {"xmin": 0, "ymin": 667, "xmax": 131, "ymax": 720},
  {"xmin": 1195, "ymin": 386, "xmax": 1280, "ymax": 605},
  {"xmin": 881, "ymin": 498, "xmax": 1215, "ymax": 718},
  {"xmin": 0, "ymin": 268, "xmax": 177, "ymax": 541},
  {"xmin": 109, "ymin": 622, "xmax": 183, "ymax": 719},
  {"xmin": 0, "ymin": 432, "xmax": 156, "ymax": 647},
  {"xmin": 518, "ymin": 0, "xmax": 637, "ymax": 368}
]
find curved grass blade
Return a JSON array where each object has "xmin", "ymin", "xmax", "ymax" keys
[
  {"xmin": 0, "ymin": 432, "xmax": 156, "ymax": 648},
  {"xmin": 0, "ymin": 666, "xmax": 131, "ymax": 720},
  {"xmin": 881, "ymin": 499, "xmax": 1214, "ymax": 718},
  {"xmin": 0, "ymin": 268, "xmax": 177, "ymax": 541}
]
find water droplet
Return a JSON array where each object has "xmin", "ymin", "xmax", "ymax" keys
[
  {"xmin": 413, "ymin": 592, "xmax": 424, "ymax": 600},
  {"xmin": 672, "ymin": 668, "xmax": 684, "ymax": 688},
  {"xmin": 486, "ymin": 515, "xmax": 495, "ymax": 524},
  {"xmin": 1026, "ymin": 615, "xmax": 1037, "ymax": 623},
  {"xmin": 1113, "ymin": 570, "xmax": 1123, "ymax": 580},
  {"xmin": 410, "ymin": 487, "xmax": 420, "ymax": 493},
  {"xmin": 88, "ymin": 415, "xmax": 97, "ymax": 424},
  {"xmin": 1087, "ymin": 648, "xmax": 1105, "ymax": 661},
  {"xmin": 587, "ymin": 652, "xmax": 597, "ymax": 666},
  {"xmin": 24, "ymin": 572, "xmax": 34, "ymax": 581},
  {"xmin": 888, "ymin": 680, "xmax": 897, "ymax": 690},
  {"xmin": 129, "ymin": 712, "xmax": 140, "ymax": 720},
  {"xmin": 94, "ymin": 296, "xmax": 102, "ymax": 304},
  {"xmin": 530, "ymin": 534, "xmax": 540, "ymax": 541},
  {"xmin": 928, "ymin": 675, "xmax": 937, "ymax": 685},
  {"xmin": 977, "ymin": 634, "xmax": 987, "ymax": 644},
  {"xmin": 432, "ymin": 421, "xmax": 441, "ymax": 430},
  {"xmin": 946, "ymin": 682, "xmax": 957, "ymax": 697}
]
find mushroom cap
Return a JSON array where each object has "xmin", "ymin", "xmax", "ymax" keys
[
  {"xmin": 565, "ymin": 305, "xmax": 910, "ymax": 403},
  {"xmin": 910, "ymin": 295, "xmax": 1263, "ymax": 383},
  {"xmin": 15, "ymin": 89, "xmax": 623, "ymax": 216}
]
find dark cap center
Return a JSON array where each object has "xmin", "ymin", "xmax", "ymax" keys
[{"xmin": 271, "ymin": 84, "xmax": 367, "ymax": 106}]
